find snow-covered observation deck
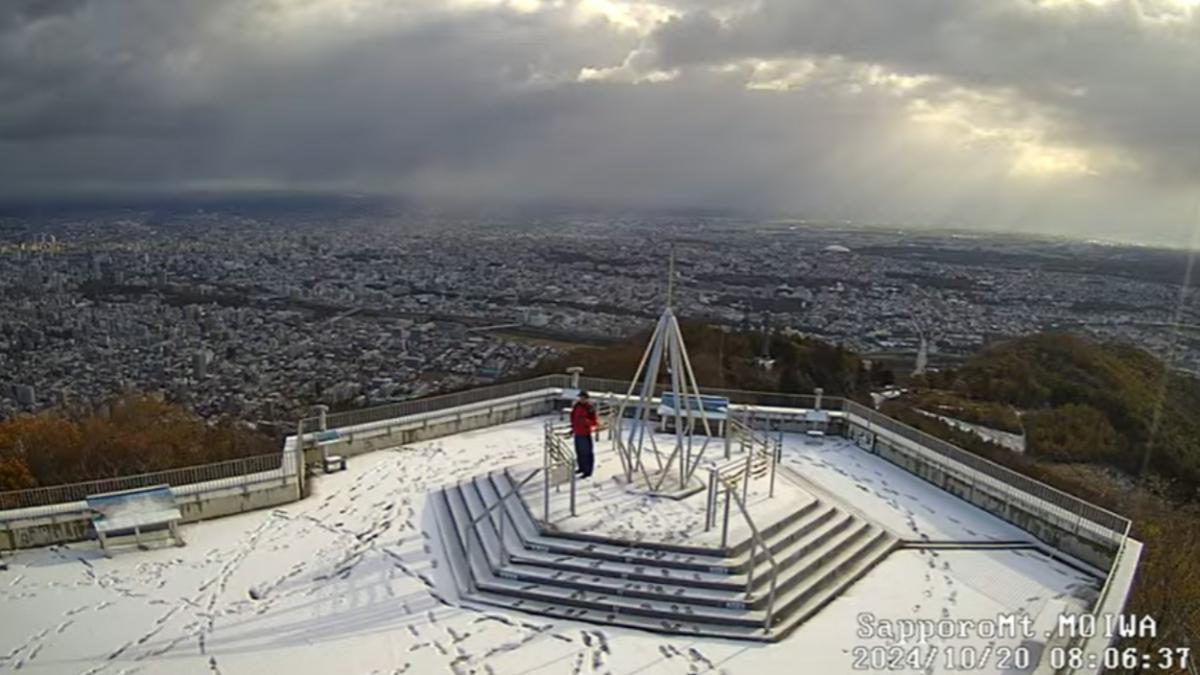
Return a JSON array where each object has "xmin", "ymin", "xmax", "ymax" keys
[{"xmin": 0, "ymin": 373, "xmax": 1139, "ymax": 674}]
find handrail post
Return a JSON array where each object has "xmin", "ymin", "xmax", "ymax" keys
[
  {"xmin": 769, "ymin": 434, "xmax": 780, "ymax": 498},
  {"xmin": 498, "ymin": 498, "xmax": 507, "ymax": 565},
  {"xmin": 746, "ymin": 537, "xmax": 757, "ymax": 597},
  {"xmin": 569, "ymin": 465, "xmax": 577, "ymax": 518},
  {"xmin": 543, "ymin": 431, "xmax": 551, "ymax": 523},
  {"xmin": 742, "ymin": 443, "xmax": 752, "ymax": 504},
  {"xmin": 705, "ymin": 470, "xmax": 717, "ymax": 531},
  {"xmin": 721, "ymin": 485, "xmax": 732, "ymax": 549}
]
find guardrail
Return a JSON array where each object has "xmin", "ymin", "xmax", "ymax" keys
[
  {"xmin": 542, "ymin": 422, "xmax": 578, "ymax": 521},
  {"xmin": 301, "ymin": 375, "xmax": 570, "ymax": 433},
  {"xmin": 576, "ymin": 376, "xmax": 820, "ymax": 410},
  {"xmin": 0, "ymin": 453, "xmax": 286, "ymax": 512},
  {"xmin": 842, "ymin": 399, "xmax": 1131, "ymax": 543}
]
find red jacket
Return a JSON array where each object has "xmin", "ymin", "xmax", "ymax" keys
[{"xmin": 570, "ymin": 401, "xmax": 597, "ymax": 436}]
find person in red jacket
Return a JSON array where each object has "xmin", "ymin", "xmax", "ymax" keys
[{"xmin": 570, "ymin": 390, "xmax": 598, "ymax": 478}]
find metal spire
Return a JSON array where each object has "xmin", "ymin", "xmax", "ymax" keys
[{"xmin": 666, "ymin": 243, "xmax": 676, "ymax": 310}]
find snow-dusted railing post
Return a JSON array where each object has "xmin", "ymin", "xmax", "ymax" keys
[
  {"xmin": 769, "ymin": 432, "xmax": 782, "ymax": 499},
  {"xmin": 543, "ymin": 428, "xmax": 551, "ymax": 524},
  {"xmin": 742, "ymin": 443, "xmax": 753, "ymax": 504},
  {"xmin": 569, "ymin": 462, "xmax": 577, "ymax": 518},
  {"xmin": 720, "ymin": 485, "xmax": 732, "ymax": 549},
  {"xmin": 704, "ymin": 470, "xmax": 718, "ymax": 532}
]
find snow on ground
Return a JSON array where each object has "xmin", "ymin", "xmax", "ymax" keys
[
  {"xmin": 0, "ymin": 416, "xmax": 1096, "ymax": 674},
  {"xmin": 781, "ymin": 434, "xmax": 1046, "ymax": 544}
]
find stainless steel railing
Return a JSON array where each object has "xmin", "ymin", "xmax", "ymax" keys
[
  {"xmin": 0, "ymin": 453, "xmax": 287, "ymax": 512},
  {"xmin": 543, "ymin": 422, "xmax": 578, "ymax": 522},
  {"xmin": 717, "ymin": 476, "xmax": 781, "ymax": 631},
  {"xmin": 463, "ymin": 467, "xmax": 543, "ymax": 587},
  {"xmin": 300, "ymin": 375, "xmax": 571, "ymax": 434},
  {"xmin": 706, "ymin": 416, "xmax": 780, "ymax": 534}
]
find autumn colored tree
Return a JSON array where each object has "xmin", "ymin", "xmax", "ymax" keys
[{"xmin": 0, "ymin": 393, "xmax": 275, "ymax": 488}]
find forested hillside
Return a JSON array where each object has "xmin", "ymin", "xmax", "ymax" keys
[
  {"xmin": 914, "ymin": 332, "xmax": 1200, "ymax": 498},
  {"xmin": 535, "ymin": 321, "xmax": 894, "ymax": 397},
  {"xmin": 0, "ymin": 395, "xmax": 276, "ymax": 493}
]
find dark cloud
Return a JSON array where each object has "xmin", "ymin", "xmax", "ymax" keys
[
  {"xmin": 646, "ymin": 0, "xmax": 1200, "ymax": 183},
  {"xmin": 0, "ymin": 0, "xmax": 1197, "ymax": 245}
]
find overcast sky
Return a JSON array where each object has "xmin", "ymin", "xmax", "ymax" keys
[{"xmin": 2, "ymin": 0, "xmax": 1199, "ymax": 245}]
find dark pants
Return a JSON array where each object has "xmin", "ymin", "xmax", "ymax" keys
[{"xmin": 573, "ymin": 434, "xmax": 594, "ymax": 477}]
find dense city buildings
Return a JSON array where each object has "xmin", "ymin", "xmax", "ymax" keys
[{"xmin": 1, "ymin": 208, "xmax": 1197, "ymax": 423}]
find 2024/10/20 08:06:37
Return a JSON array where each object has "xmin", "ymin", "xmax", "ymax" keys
[{"xmin": 1048, "ymin": 646, "xmax": 1191, "ymax": 671}]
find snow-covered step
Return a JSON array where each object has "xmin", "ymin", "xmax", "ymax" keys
[
  {"xmin": 456, "ymin": 479, "xmax": 766, "ymax": 601},
  {"xmin": 480, "ymin": 473, "xmax": 736, "ymax": 573},
  {"xmin": 725, "ymin": 497, "xmax": 824, "ymax": 558},
  {"xmin": 771, "ymin": 528, "xmax": 897, "ymax": 637},
  {"xmin": 743, "ymin": 511, "xmax": 859, "ymax": 594},
  {"xmin": 440, "ymin": 486, "xmax": 768, "ymax": 629},
  {"xmin": 435, "ymin": 469, "xmax": 900, "ymax": 641},
  {"xmin": 444, "ymin": 482, "xmax": 897, "ymax": 632},
  {"xmin": 494, "ymin": 468, "xmax": 826, "ymax": 566},
  {"xmin": 454, "ymin": 583, "xmax": 774, "ymax": 641},
  {"xmin": 481, "ymin": 470, "xmax": 877, "ymax": 601},
  {"xmin": 432, "ymin": 490, "xmax": 780, "ymax": 641},
  {"xmin": 458, "ymin": 483, "xmax": 760, "ymax": 608}
]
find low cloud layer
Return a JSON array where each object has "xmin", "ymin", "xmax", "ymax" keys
[{"xmin": 1, "ymin": 0, "xmax": 1198, "ymax": 245}]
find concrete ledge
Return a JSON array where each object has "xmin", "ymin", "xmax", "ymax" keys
[
  {"xmin": 854, "ymin": 423, "xmax": 1120, "ymax": 571},
  {"xmin": 303, "ymin": 389, "xmax": 559, "ymax": 463},
  {"xmin": 1, "ymin": 462, "xmax": 301, "ymax": 551}
]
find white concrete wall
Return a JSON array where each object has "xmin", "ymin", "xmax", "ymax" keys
[
  {"xmin": 0, "ymin": 450, "xmax": 302, "ymax": 551},
  {"xmin": 0, "ymin": 389, "xmax": 562, "ymax": 552},
  {"xmin": 299, "ymin": 388, "xmax": 559, "ymax": 464}
]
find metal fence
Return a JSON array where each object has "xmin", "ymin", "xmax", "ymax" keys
[
  {"xmin": 842, "ymin": 399, "xmax": 1131, "ymax": 543},
  {"xmin": 300, "ymin": 375, "xmax": 569, "ymax": 434},
  {"xmin": 575, "ymin": 376, "xmax": 821, "ymax": 411},
  {"xmin": 0, "ymin": 453, "xmax": 286, "ymax": 512}
]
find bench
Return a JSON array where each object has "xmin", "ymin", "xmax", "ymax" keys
[
  {"xmin": 657, "ymin": 394, "xmax": 729, "ymax": 435},
  {"xmin": 87, "ymin": 485, "xmax": 184, "ymax": 554}
]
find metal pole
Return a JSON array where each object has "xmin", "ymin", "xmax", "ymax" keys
[
  {"xmin": 742, "ymin": 442, "xmax": 752, "ymax": 504},
  {"xmin": 721, "ymin": 486, "xmax": 732, "ymax": 549},
  {"xmin": 499, "ymin": 500, "xmax": 507, "ymax": 565},
  {"xmin": 632, "ymin": 316, "xmax": 668, "ymax": 481},
  {"xmin": 569, "ymin": 466, "xmax": 577, "ymax": 517},
  {"xmin": 543, "ymin": 437, "xmax": 551, "ymax": 524},
  {"xmin": 769, "ymin": 435, "xmax": 779, "ymax": 498},
  {"xmin": 746, "ymin": 539, "xmax": 757, "ymax": 597},
  {"xmin": 700, "ymin": 468, "xmax": 710, "ymax": 530}
]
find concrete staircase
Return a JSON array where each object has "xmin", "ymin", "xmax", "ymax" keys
[{"xmin": 433, "ymin": 469, "xmax": 898, "ymax": 640}]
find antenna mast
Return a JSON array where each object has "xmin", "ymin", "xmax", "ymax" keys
[{"xmin": 666, "ymin": 244, "xmax": 676, "ymax": 310}]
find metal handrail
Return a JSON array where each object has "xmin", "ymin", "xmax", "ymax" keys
[
  {"xmin": 724, "ymin": 480, "xmax": 781, "ymax": 631},
  {"xmin": 464, "ymin": 468, "xmax": 542, "ymax": 581},
  {"xmin": 300, "ymin": 374, "xmax": 569, "ymax": 433},
  {"xmin": 706, "ymin": 416, "xmax": 777, "ymax": 532},
  {"xmin": 0, "ymin": 453, "xmax": 287, "ymax": 511},
  {"xmin": 543, "ymin": 423, "xmax": 579, "ymax": 521}
]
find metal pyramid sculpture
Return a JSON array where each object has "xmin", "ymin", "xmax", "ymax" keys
[{"xmin": 613, "ymin": 250, "xmax": 714, "ymax": 493}]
